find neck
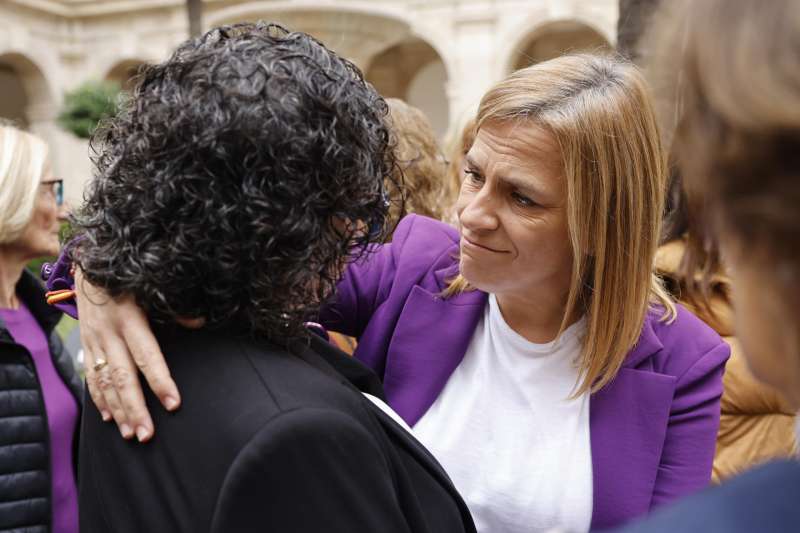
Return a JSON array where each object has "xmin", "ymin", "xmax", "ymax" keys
[
  {"xmin": 495, "ymin": 283, "xmax": 577, "ymax": 344},
  {"xmin": 0, "ymin": 247, "xmax": 27, "ymax": 309}
]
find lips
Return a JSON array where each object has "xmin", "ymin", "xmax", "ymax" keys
[{"xmin": 461, "ymin": 235, "xmax": 509, "ymax": 254}]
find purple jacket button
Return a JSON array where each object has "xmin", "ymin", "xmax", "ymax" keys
[{"xmin": 40, "ymin": 262, "xmax": 53, "ymax": 281}]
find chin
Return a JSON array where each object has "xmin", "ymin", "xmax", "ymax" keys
[
  {"xmin": 39, "ymin": 240, "xmax": 61, "ymax": 258},
  {"xmin": 459, "ymin": 261, "xmax": 494, "ymax": 293}
]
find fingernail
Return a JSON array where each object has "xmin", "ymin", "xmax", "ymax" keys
[
  {"xmin": 135, "ymin": 426, "xmax": 151, "ymax": 442},
  {"xmin": 101, "ymin": 410, "xmax": 112, "ymax": 422},
  {"xmin": 164, "ymin": 396, "xmax": 180, "ymax": 411},
  {"xmin": 120, "ymin": 424, "xmax": 134, "ymax": 439}
]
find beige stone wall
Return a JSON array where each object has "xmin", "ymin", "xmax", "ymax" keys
[{"xmin": 0, "ymin": 0, "xmax": 617, "ymax": 202}]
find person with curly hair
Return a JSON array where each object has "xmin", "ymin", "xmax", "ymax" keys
[{"xmin": 68, "ymin": 22, "xmax": 475, "ymax": 533}]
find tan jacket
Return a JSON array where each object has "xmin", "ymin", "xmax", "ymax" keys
[{"xmin": 656, "ymin": 241, "xmax": 797, "ymax": 483}]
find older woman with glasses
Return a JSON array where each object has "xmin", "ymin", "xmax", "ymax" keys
[{"xmin": 0, "ymin": 123, "xmax": 80, "ymax": 533}]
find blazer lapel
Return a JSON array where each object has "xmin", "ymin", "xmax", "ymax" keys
[
  {"xmin": 383, "ymin": 265, "xmax": 486, "ymax": 427},
  {"xmin": 589, "ymin": 312, "xmax": 677, "ymax": 530}
]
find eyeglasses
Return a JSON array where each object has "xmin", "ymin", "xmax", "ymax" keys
[{"xmin": 40, "ymin": 179, "xmax": 64, "ymax": 206}]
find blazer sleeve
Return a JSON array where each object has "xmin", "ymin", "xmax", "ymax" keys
[
  {"xmin": 650, "ymin": 341, "xmax": 730, "ymax": 508},
  {"xmin": 211, "ymin": 407, "xmax": 412, "ymax": 533},
  {"xmin": 318, "ymin": 242, "xmax": 397, "ymax": 338}
]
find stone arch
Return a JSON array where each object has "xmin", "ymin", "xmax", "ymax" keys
[
  {"xmin": 0, "ymin": 52, "xmax": 55, "ymax": 129},
  {"xmin": 206, "ymin": 2, "xmax": 412, "ymax": 69},
  {"xmin": 506, "ymin": 19, "xmax": 612, "ymax": 73},
  {"xmin": 206, "ymin": 2, "xmax": 450, "ymax": 137},
  {"xmin": 105, "ymin": 59, "xmax": 149, "ymax": 92},
  {"xmin": 365, "ymin": 38, "xmax": 450, "ymax": 139}
]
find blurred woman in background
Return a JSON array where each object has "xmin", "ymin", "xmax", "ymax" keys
[
  {"xmin": 616, "ymin": 0, "xmax": 800, "ymax": 530},
  {"xmin": 385, "ymin": 98, "xmax": 449, "ymax": 225},
  {"xmin": 0, "ymin": 122, "xmax": 80, "ymax": 533},
  {"xmin": 657, "ymin": 170, "xmax": 797, "ymax": 483}
]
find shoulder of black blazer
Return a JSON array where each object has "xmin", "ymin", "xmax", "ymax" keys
[
  {"xmin": 81, "ymin": 327, "xmax": 476, "ymax": 533},
  {"xmin": 207, "ymin": 333, "xmax": 475, "ymax": 533}
]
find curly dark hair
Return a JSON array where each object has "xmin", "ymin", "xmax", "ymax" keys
[{"xmin": 73, "ymin": 22, "xmax": 394, "ymax": 340}]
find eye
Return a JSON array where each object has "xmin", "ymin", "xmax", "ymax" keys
[
  {"xmin": 511, "ymin": 191, "xmax": 536, "ymax": 207},
  {"xmin": 464, "ymin": 169, "xmax": 484, "ymax": 185}
]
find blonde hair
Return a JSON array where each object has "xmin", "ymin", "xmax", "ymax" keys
[
  {"xmin": 386, "ymin": 98, "xmax": 448, "ymax": 223},
  {"xmin": 446, "ymin": 54, "xmax": 675, "ymax": 395},
  {"xmin": 0, "ymin": 123, "xmax": 49, "ymax": 244}
]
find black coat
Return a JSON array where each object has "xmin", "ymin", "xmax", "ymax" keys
[
  {"xmin": 0, "ymin": 270, "xmax": 82, "ymax": 531},
  {"xmin": 79, "ymin": 326, "xmax": 476, "ymax": 533}
]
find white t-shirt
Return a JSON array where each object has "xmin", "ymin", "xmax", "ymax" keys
[{"xmin": 413, "ymin": 295, "xmax": 593, "ymax": 533}]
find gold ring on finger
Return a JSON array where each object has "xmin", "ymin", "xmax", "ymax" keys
[{"xmin": 93, "ymin": 358, "xmax": 109, "ymax": 373}]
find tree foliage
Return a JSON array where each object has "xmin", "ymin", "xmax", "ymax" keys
[{"xmin": 57, "ymin": 80, "xmax": 121, "ymax": 139}]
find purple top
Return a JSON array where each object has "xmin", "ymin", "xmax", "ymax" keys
[
  {"xmin": 0, "ymin": 302, "xmax": 79, "ymax": 533},
  {"xmin": 320, "ymin": 215, "xmax": 731, "ymax": 530}
]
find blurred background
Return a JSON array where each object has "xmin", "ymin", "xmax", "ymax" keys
[
  {"xmin": 0, "ymin": 0, "xmax": 640, "ymax": 207},
  {"xmin": 2, "ymin": 0, "xmax": 665, "ymax": 353}
]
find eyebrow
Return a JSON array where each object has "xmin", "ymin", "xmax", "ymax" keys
[
  {"xmin": 464, "ymin": 154, "xmax": 543, "ymax": 196},
  {"xmin": 463, "ymin": 155, "xmax": 482, "ymax": 173}
]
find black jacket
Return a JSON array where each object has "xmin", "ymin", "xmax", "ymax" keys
[
  {"xmin": 79, "ymin": 326, "xmax": 476, "ymax": 532},
  {"xmin": 0, "ymin": 270, "xmax": 82, "ymax": 531}
]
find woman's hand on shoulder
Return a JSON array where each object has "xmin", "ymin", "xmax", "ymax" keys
[{"xmin": 77, "ymin": 268, "xmax": 181, "ymax": 442}]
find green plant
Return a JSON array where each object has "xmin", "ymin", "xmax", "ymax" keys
[{"xmin": 57, "ymin": 80, "xmax": 122, "ymax": 139}]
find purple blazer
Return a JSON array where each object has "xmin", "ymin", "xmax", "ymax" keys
[{"xmin": 320, "ymin": 215, "xmax": 730, "ymax": 530}]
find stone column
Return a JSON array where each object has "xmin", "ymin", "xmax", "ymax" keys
[{"xmin": 447, "ymin": 6, "xmax": 498, "ymax": 140}]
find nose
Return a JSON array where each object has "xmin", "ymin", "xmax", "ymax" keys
[{"xmin": 459, "ymin": 186, "xmax": 500, "ymax": 233}]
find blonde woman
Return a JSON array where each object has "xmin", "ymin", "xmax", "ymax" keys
[
  {"xmin": 57, "ymin": 54, "xmax": 729, "ymax": 532},
  {"xmin": 0, "ymin": 124, "xmax": 80, "ymax": 532},
  {"xmin": 657, "ymin": 171, "xmax": 797, "ymax": 483}
]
